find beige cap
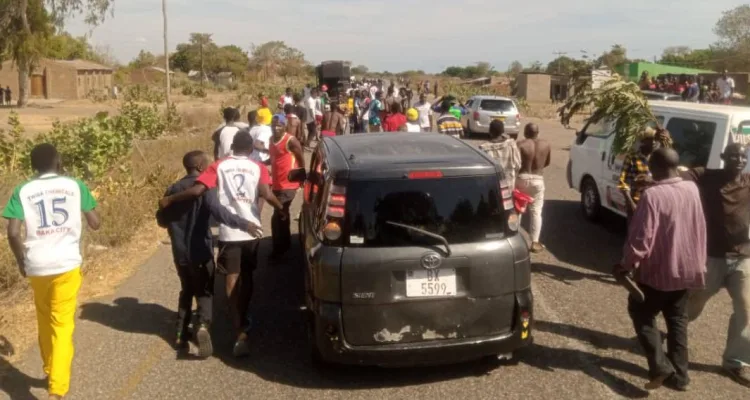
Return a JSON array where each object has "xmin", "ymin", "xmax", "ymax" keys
[{"xmin": 641, "ymin": 126, "xmax": 656, "ymax": 139}]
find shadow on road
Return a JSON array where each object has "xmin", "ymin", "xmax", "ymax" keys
[
  {"xmin": 535, "ymin": 320, "xmax": 724, "ymax": 376},
  {"xmin": 538, "ymin": 199, "xmax": 627, "ymax": 275},
  {"xmin": 532, "ymin": 263, "xmax": 618, "ymax": 287},
  {"xmin": 0, "ymin": 335, "xmax": 46, "ymax": 400},
  {"xmin": 79, "ymin": 297, "xmax": 175, "ymax": 347}
]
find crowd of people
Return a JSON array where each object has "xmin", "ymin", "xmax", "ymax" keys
[
  {"xmin": 4, "ymin": 77, "xmax": 750, "ymax": 398},
  {"xmin": 639, "ymin": 69, "xmax": 740, "ymax": 105},
  {"xmin": 0, "ymin": 84, "xmax": 13, "ymax": 106}
]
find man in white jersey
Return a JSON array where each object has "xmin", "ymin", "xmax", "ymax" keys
[
  {"xmin": 159, "ymin": 131, "xmax": 286, "ymax": 357},
  {"xmin": 3, "ymin": 143, "xmax": 100, "ymax": 400},
  {"xmin": 213, "ymin": 107, "xmax": 245, "ymax": 160}
]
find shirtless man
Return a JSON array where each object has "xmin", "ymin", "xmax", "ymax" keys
[
  {"xmin": 516, "ymin": 123, "xmax": 551, "ymax": 253},
  {"xmin": 283, "ymin": 103, "xmax": 303, "ymax": 141}
]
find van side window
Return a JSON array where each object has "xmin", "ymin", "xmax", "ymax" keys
[
  {"xmin": 582, "ymin": 120, "xmax": 612, "ymax": 137},
  {"xmin": 665, "ymin": 118, "xmax": 716, "ymax": 168}
]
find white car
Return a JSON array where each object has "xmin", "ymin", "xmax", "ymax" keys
[
  {"xmin": 568, "ymin": 101, "xmax": 750, "ymax": 220},
  {"xmin": 461, "ymin": 96, "xmax": 522, "ymax": 138}
]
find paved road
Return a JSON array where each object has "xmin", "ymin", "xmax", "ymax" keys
[{"xmin": 2, "ymin": 119, "xmax": 747, "ymax": 399}]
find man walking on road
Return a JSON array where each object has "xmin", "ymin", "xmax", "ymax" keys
[
  {"xmin": 156, "ymin": 151, "xmax": 256, "ymax": 358},
  {"xmin": 414, "ymin": 93, "xmax": 433, "ymax": 132},
  {"xmin": 159, "ymin": 132, "xmax": 287, "ymax": 358},
  {"xmin": 269, "ymin": 116, "xmax": 306, "ymax": 259},
  {"xmin": 681, "ymin": 143, "xmax": 750, "ymax": 388},
  {"xmin": 3, "ymin": 143, "xmax": 101, "ymax": 400},
  {"xmin": 480, "ymin": 120, "xmax": 521, "ymax": 191},
  {"xmin": 618, "ymin": 148, "xmax": 707, "ymax": 392},
  {"xmin": 516, "ymin": 123, "xmax": 550, "ymax": 253},
  {"xmin": 435, "ymin": 98, "xmax": 463, "ymax": 138}
]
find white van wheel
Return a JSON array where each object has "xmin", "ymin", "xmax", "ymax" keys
[{"xmin": 581, "ymin": 177, "xmax": 601, "ymax": 221}]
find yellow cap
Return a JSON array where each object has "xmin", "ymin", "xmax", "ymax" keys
[{"xmin": 406, "ymin": 108, "xmax": 419, "ymax": 122}]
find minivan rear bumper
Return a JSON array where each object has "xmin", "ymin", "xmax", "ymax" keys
[{"xmin": 310, "ymin": 288, "xmax": 533, "ymax": 366}]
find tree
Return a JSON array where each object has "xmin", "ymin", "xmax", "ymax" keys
[
  {"xmin": 0, "ymin": 0, "xmax": 113, "ymax": 107},
  {"xmin": 0, "ymin": 0, "xmax": 53, "ymax": 107},
  {"xmin": 248, "ymin": 41, "xmax": 310, "ymax": 80},
  {"xmin": 714, "ymin": 5, "xmax": 750, "ymax": 49},
  {"xmin": 45, "ymin": 31, "xmax": 93, "ymax": 60},
  {"xmin": 596, "ymin": 44, "xmax": 628, "ymax": 69},
  {"xmin": 524, "ymin": 61, "xmax": 544, "ymax": 72},
  {"xmin": 351, "ymin": 64, "xmax": 368, "ymax": 76},
  {"xmin": 169, "ymin": 34, "xmax": 249, "ymax": 78},
  {"xmin": 130, "ymin": 50, "xmax": 157, "ymax": 68},
  {"xmin": 546, "ymin": 56, "xmax": 588, "ymax": 76},
  {"xmin": 190, "ymin": 33, "xmax": 212, "ymax": 85},
  {"xmin": 507, "ymin": 60, "xmax": 524, "ymax": 77}
]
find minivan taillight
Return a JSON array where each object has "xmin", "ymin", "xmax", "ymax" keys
[
  {"xmin": 499, "ymin": 180, "xmax": 514, "ymax": 211},
  {"xmin": 322, "ymin": 184, "xmax": 346, "ymax": 241},
  {"xmin": 473, "ymin": 111, "xmax": 480, "ymax": 120},
  {"xmin": 516, "ymin": 114, "xmax": 522, "ymax": 125}
]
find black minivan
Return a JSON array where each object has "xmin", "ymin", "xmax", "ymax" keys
[{"xmin": 298, "ymin": 133, "xmax": 533, "ymax": 366}]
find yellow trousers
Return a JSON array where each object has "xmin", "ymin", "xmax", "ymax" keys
[{"xmin": 28, "ymin": 267, "xmax": 82, "ymax": 397}]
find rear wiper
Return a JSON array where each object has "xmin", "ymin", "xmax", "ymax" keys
[{"xmin": 385, "ymin": 221, "xmax": 452, "ymax": 257}]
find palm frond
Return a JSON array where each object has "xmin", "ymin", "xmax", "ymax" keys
[{"xmin": 559, "ymin": 75, "xmax": 671, "ymax": 154}]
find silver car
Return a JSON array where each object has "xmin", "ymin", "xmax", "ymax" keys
[{"xmin": 462, "ymin": 96, "xmax": 522, "ymax": 138}]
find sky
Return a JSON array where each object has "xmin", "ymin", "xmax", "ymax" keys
[{"xmin": 66, "ymin": 0, "xmax": 747, "ymax": 73}]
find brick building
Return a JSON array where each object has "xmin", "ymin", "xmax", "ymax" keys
[{"xmin": 0, "ymin": 59, "xmax": 113, "ymax": 100}]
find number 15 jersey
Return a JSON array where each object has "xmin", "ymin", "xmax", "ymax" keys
[
  {"xmin": 197, "ymin": 155, "xmax": 271, "ymax": 242},
  {"xmin": 2, "ymin": 174, "xmax": 97, "ymax": 277}
]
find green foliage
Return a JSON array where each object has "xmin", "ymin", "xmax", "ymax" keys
[
  {"xmin": 0, "ymin": 99, "xmax": 180, "ymax": 180},
  {"xmin": 169, "ymin": 33, "xmax": 249, "ymax": 78},
  {"xmin": 181, "ymin": 84, "xmax": 207, "ymax": 98},
  {"xmin": 546, "ymin": 56, "xmax": 590, "ymax": 76},
  {"xmin": 249, "ymin": 41, "xmax": 311, "ymax": 80},
  {"xmin": 123, "ymin": 84, "xmax": 165, "ymax": 103},
  {"xmin": 441, "ymin": 62, "xmax": 494, "ymax": 79},
  {"xmin": 558, "ymin": 75, "xmax": 671, "ymax": 155},
  {"xmin": 129, "ymin": 49, "xmax": 157, "ymax": 68}
]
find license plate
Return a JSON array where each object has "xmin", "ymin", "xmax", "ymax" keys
[
  {"xmin": 493, "ymin": 117, "xmax": 506, "ymax": 122},
  {"xmin": 406, "ymin": 269, "xmax": 457, "ymax": 297}
]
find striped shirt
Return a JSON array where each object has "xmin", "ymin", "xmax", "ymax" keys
[
  {"xmin": 621, "ymin": 177, "xmax": 707, "ymax": 291},
  {"xmin": 436, "ymin": 113, "xmax": 463, "ymax": 137}
]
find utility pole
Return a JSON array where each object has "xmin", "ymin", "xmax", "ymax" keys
[
  {"xmin": 200, "ymin": 42, "xmax": 205, "ymax": 87},
  {"xmin": 162, "ymin": 0, "xmax": 171, "ymax": 111}
]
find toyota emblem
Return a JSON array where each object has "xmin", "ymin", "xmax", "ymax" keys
[{"xmin": 421, "ymin": 253, "xmax": 442, "ymax": 270}]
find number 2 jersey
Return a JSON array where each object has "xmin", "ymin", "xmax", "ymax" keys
[
  {"xmin": 197, "ymin": 155, "xmax": 271, "ymax": 242},
  {"xmin": 2, "ymin": 174, "xmax": 97, "ymax": 277}
]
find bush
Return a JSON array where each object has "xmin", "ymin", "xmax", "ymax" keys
[{"xmin": 123, "ymin": 84, "xmax": 165, "ymax": 103}]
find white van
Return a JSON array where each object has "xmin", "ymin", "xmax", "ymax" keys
[{"xmin": 567, "ymin": 101, "xmax": 750, "ymax": 220}]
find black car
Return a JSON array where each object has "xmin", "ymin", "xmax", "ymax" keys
[{"xmin": 298, "ymin": 133, "xmax": 533, "ymax": 366}]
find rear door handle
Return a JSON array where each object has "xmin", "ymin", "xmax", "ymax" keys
[{"xmin": 601, "ymin": 151, "xmax": 606, "ymax": 161}]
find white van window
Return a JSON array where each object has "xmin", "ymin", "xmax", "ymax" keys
[
  {"xmin": 651, "ymin": 116, "xmax": 665, "ymax": 128},
  {"xmin": 583, "ymin": 120, "xmax": 611, "ymax": 137},
  {"xmin": 665, "ymin": 118, "xmax": 716, "ymax": 168}
]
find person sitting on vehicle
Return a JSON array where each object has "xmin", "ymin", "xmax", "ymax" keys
[
  {"xmin": 436, "ymin": 97, "xmax": 463, "ymax": 138},
  {"xmin": 618, "ymin": 126, "xmax": 669, "ymax": 218}
]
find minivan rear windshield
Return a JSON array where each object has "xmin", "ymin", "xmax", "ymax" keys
[
  {"xmin": 480, "ymin": 100, "xmax": 514, "ymax": 112},
  {"xmin": 345, "ymin": 176, "xmax": 505, "ymax": 247}
]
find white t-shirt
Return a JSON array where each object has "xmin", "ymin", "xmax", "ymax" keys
[
  {"xmin": 305, "ymin": 96, "xmax": 316, "ymax": 124},
  {"xmin": 249, "ymin": 125, "xmax": 273, "ymax": 164},
  {"xmin": 197, "ymin": 156, "xmax": 271, "ymax": 241},
  {"xmin": 218, "ymin": 125, "xmax": 242, "ymax": 159},
  {"xmin": 405, "ymin": 122, "xmax": 422, "ymax": 132},
  {"xmin": 280, "ymin": 95, "xmax": 293, "ymax": 106},
  {"xmin": 415, "ymin": 102, "xmax": 433, "ymax": 129},
  {"xmin": 717, "ymin": 77, "xmax": 735, "ymax": 99},
  {"xmin": 2, "ymin": 174, "xmax": 97, "ymax": 276}
]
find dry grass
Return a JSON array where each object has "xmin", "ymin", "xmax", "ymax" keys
[{"xmin": 0, "ymin": 106, "xmax": 215, "ymax": 364}]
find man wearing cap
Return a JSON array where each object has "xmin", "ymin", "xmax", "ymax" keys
[
  {"xmin": 619, "ymin": 126, "xmax": 659, "ymax": 218},
  {"xmin": 249, "ymin": 113, "xmax": 274, "ymax": 166},
  {"xmin": 404, "ymin": 108, "xmax": 422, "ymax": 132},
  {"xmin": 257, "ymin": 95, "xmax": 273, "ymax": 126}
]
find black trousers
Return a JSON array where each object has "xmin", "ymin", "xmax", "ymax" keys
[
  {"xmin": 628, "ymin": 283, "xmax": 690, "ymax": 385},
  {"xmin": 271, "ymin": 189, "xmax": 297, "ymax": 255},
  {"xmin": 176, "ymin": 260, "xmax": 215, "ymax": 335},
  {"xmin": 306, "ymin": 122, "xmax": 318, "ymax": 145}
]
